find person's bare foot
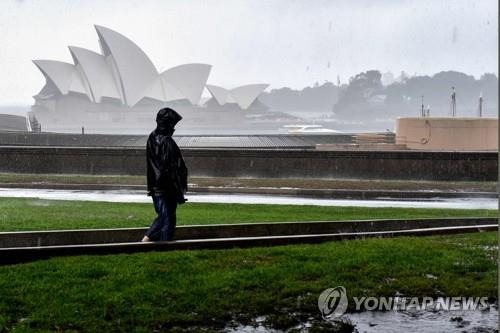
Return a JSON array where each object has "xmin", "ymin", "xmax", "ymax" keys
[{"xmin": 141, "ymin": 235, "xmax": 151, "ymax": 242}]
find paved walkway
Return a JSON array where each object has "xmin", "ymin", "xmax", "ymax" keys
[{"xmin": 0, "ymin": 187, "xmax": 497, "ymax": 209}]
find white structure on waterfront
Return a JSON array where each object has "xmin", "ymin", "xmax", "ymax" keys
[
  {"xmin": 34, "ymin": 25, "xmax": 211, "ymax": 107},
  {"xmin": 0, "ymin": 114, "xmax": 30, "ymax": 132},
  {"xmin": 31, "ymin": 25, "xmax": 271, "ymax": 134},
  {"xmin": 206, "ymin": 84, "xmax": 269, "ymax": 109}
]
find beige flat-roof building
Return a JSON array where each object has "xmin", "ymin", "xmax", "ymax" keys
[{"xmin": 396, "ymin": 117, "xmax": 498, "ymax": 151}]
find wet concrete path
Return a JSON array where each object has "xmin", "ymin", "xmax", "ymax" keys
[{"xmin": 0, "ymin": 188, "xmax": 497, "ymax": 209}]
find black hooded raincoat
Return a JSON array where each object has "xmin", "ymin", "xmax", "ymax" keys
[{"xmin": 146, "ymin": 108, "xmax": 188, "ymax": 204}]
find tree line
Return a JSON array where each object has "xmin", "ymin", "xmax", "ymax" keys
[{"xmin": 260, "ymin": 70, "xmax": 498, "ymax": 119}]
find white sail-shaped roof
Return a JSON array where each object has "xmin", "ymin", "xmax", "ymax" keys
[
  {"xmin": 161, "ymin": 79, "xmax": 185, "ymax": 102},
  {"xmin": 144, "ymin": 77, "xmax": 167, "ymax": 102},
  {"xmin": 33, "ymin": 25, "xmax": 216, "ymax": 107},
  {"xmin": 231, "ymin": 84, "xmax": 269, "ymax": 109},
  {"xmin": 142, "ymin": 77, "xmax": 187, "ymax": 103},
  {"xmin": 95, "ymin": 25, "xmax": 159, "ymax": 106},
  {"xmin": 206, "ymin": 84, "xmax": 230, "ymax": 105},
  {"xmin": 33, "ymin": 60, "xmax": 90, "ymax": 98},
  {"xmin": 206, "ymin": 84, "xmax": 269, "ymax": 109},
  {"xmin": 161, "ymin": 64, "xmax": 212, "ymax": 105},
  {"xmin": 68, "ymin": 46, "xmax": 121, "ymax": 102}
]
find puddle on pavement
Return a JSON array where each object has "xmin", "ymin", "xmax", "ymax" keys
[{"xmin": 0, "ymin": 188, "xmax": 496, "ymax": 209}]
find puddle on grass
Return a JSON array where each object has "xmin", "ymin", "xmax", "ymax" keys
[
  {"xmin": 0, "ymin": 188, "xmax": 497, "ymax": 209},
  {"xmin": 348, "ymin": 307, "xmax": 498, "ymax": 333},
  {"xmin": 223, "ymin": 308, "xmax": 498, "ymax": 332}
]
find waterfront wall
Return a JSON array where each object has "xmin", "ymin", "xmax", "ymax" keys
[
  {"xmin": 0, "ymin": 146, "xmax": 496, "ymax": 181},
  {"xmin": 0, "ymin": 132, "xmax": 355, "ymax": 149}
]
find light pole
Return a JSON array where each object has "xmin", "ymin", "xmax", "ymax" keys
[
  {"xmin": 450, "ymin": 86, "xmax": 456, "ymax": 117},
  {"xmin": 421, "ymin": 95, "xmax": 425, "ymax": 117},
  {"xmin": 478, "ymin": 92, "xmax": 483, "ymax": 117}
]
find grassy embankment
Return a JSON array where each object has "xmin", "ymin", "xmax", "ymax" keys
[
  {"xmin": 0, "ymin": 197, "xmax": 496, "ymax": 232},
  {"xmin": 0, "ymin": 232, "xmax": 496, "ymax": 332},
  {"xmin": 0, "ymin": 172, "xmax": 496, "ymax": 192}
]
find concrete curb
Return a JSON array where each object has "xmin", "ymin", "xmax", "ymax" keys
[
  {"xmin": 1, "ymin": 217, "xmax": 496, "ymax": 248},
  {"xmin": 0, "ymin": 224, "xmax": 496, "ymax": 265}
]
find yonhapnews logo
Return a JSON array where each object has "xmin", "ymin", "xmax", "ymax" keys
[
  {"xmin": 317, "ymin": 286, "xmax": 348, "ymax": 320},
  {"xmin": 318, "ymin": 286, "xmax": 490, "ymax": 322}
]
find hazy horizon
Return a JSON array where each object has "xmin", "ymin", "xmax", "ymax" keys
[
  {"xmin": 0, "ymin": 68, "xmax": 497, "ymax": 109},
  {"xmin": 0, "ymin": 0, "xmax": 498, "ymax": 105}
]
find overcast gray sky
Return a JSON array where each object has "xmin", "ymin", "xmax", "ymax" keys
[{"xmin": 0, "ymin": 0, "xmax": 497, "ymax": 105}]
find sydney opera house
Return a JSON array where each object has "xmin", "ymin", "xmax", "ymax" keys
[{"xmin": 31, "ymin": 25, "xmax": 270, "ymax": 134}]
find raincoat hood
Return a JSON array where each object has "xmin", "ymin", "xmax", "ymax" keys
[{"xmin": 155, "ymin": 108, "xmax": 182, "ymax": 135}]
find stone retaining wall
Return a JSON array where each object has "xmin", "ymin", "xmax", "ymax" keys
[{"xmin": 0, "ymin": 146, "xmax": 496, "ymax": 180}]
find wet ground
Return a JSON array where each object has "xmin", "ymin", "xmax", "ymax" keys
[
  {"xmin": 223, "ymin": 308, "xmax": 498, "ymax": 332},
  {"xmin": 0, "ymin": 188, "xmax": 496, "ymax": 209},
  {"xmin": 348, "ymin": 307, "xmax": 498, "ymax": 333}
]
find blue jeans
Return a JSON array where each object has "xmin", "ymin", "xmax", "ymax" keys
[{"xmin": 146, "ymin": 195, "xmax": 178, "ymax": 241}]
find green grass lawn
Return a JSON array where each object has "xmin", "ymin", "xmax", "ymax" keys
[
  {"xmin": 0, "ymin": 232, "xmax": 496, "ymax": 332},
  {"xmin": 0, "ymin": 197, "xmax": 496, "ymax": 232},
  {"xmin": 0, "ymin": 197, "xmax": 496, "ymax": 331}
]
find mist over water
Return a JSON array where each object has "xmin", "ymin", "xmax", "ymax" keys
[{"xmin": 3, "ymin": 67, "xmax": 498, "ymax": 135}]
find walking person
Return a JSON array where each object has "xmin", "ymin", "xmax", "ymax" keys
[{"xmin": 142, "ymin": 108, "xmax": 188, "ymax": 242}]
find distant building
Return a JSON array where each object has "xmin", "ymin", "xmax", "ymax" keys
[
  {"xmin": 34, "ymin": 25, "xmax": 211, "ymax": 108},
  {"xmin": 0, "ymin": 114, "xmax": 30, "ymax": 132},
  {"xmin": 31, "ymin": 25, "xmax": 269, "ymax": 133},
  {"xmin": 205, "ymin": 84, "xmax": 269, "ymax": 110}
]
